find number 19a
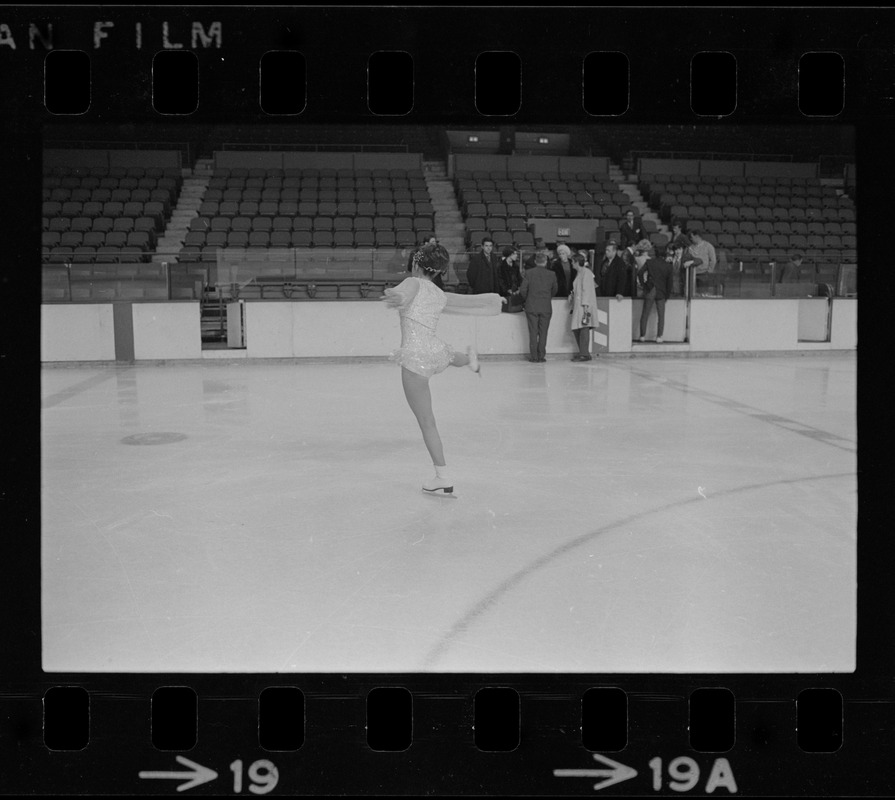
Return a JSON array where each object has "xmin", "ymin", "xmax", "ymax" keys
[{"xmin": 649, "ymin": 757, "xmax": 738, "ymax": 794}]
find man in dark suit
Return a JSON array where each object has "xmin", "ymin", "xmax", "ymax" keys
[
  {"xmin": 634, "ymin": 242, "xmax": 674, "ymax": 343},
  {"xmin": 598, "ymin": 239, "xmax": 632, "ymax": 299},
  {"xmin": 518, "ymin": 251, "xmax": 558, "ymax": 362},
  {"xmin": 465, "ymin": 236, "xmax": 500, "ymax": 294},
  {"xmin": 619, "ymin": 210, "xmax": 645, "ymax": 249}
]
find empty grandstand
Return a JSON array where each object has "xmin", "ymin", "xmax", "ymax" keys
[{"xmin": 40, "ymin": 124, "xmax": 856, "ymax": 355}]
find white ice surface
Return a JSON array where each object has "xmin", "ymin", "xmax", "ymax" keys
[{"xmin": 41, "ymin": 353, "xmax": 856, "ymax": 673}]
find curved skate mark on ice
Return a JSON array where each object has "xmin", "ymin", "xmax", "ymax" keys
[
  {"xmin": 422, "ymin": 471, "xmax": 853, "ymax": 669},
  {"xmin": 698, "ymin": 486, "xmax": 707, "ymax": 499}
]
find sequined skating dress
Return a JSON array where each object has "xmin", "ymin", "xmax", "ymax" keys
[{"xmin": 388, "ymin": 278, "xmax": 454, "ymax": 377}]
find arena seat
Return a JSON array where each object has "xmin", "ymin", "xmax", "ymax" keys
[{"xmin": 83, "ymin": 231, "xmax": 105, "ymax": 249}]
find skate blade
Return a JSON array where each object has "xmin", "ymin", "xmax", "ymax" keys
[{"xmin": 422, "ymin": 486, "xmax": 454, "ymax": 494}]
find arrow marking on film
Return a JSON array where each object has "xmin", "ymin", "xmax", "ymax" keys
[
  {"xmin": 554, "ymin": 753, "xmax": 638, "ymax": 791},
  {"xmin": 138, "ymin": 756, "xmax": 218, "ymax": 792}
]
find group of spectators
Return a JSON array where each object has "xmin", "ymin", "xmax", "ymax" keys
[
  {"xmin": 465, "ymin": 218, "xmax": 725, "ymax": 304},
  {"xmin": 460, "ymin": 216, "xmax": 731, "ymax": 354},
  {"xmin": 417, "ymin": 211, "xmax": 815, "ymax": 359}
]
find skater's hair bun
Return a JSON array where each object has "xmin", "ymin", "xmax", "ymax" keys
[{"xmin": 412, "ymin": 243, "xmax": 450, "ymax": 275}]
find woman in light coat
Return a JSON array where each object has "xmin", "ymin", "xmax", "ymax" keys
[{"xmin": 569, "ymin": 251, "xmax": 598, "ymax": 361}]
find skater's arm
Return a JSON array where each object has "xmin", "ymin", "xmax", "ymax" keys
[
  {"xmin": 443, "ymin": 292, "xmax": 503, "ymax": 316},
  {"xmin": 381, "ymin": 277, "xmax": 419, "ymax": 308}
]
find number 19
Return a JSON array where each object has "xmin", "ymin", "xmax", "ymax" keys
[{"xmin": 230, "ymin": 760, "xmax": 279, "ymax": 794}]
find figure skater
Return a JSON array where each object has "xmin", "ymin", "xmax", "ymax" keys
[{"xmin": 382, "ymin": 243, "xmax": 502, "ymax": 494}]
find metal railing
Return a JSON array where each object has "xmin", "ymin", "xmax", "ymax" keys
[
  {"xmin": 219, "ymin": 142, "xmax": 409, "ymax": 153},
  {"xmin": 40, "ymin": 248, "xmax": 857, "ymax": 304},
  {"xmin": 45, "ymin": 141, "xmax": 192, "ymax": 166},
  {"xmin": 633, "ymin": 150, "xmax": 795, "ymax": 163}
]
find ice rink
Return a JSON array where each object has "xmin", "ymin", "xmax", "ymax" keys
[{"xmin": 41, "ymin": 352, "xmax": 856, "ymax": 674}]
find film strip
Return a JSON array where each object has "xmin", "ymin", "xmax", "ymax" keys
[{"xmin": 1, "ymin": 4, "xmax": 889, "ymax": 796}]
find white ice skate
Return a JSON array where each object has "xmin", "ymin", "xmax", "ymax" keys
[
  {"xmin": 422, "ymin": 465, "xmax": 454, "ymax": 494},
  {"xmin": 467, "ymin": 346, "xmax": 481, "ymax": 377}
]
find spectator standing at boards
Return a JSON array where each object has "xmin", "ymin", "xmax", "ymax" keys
[{"xmin": 518, "ymin": 251, "xmax": 558, "ymax": 363}]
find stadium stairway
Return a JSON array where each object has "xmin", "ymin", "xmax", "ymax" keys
[
  {"xmin": 153, "ymin": 158, "xmax": 214, "ymax": 264},
  {"xmin": 423, "ymin": 159, "xmax": 466, "ymax": 285},
  {"xmin": 611, "ymin": 162, "xmax": 670, "ymax": 242}
]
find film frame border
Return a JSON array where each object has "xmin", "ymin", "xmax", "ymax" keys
[{"xmin": 2, "ymin": 4, "xmax": 890, "ymax": 796}]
